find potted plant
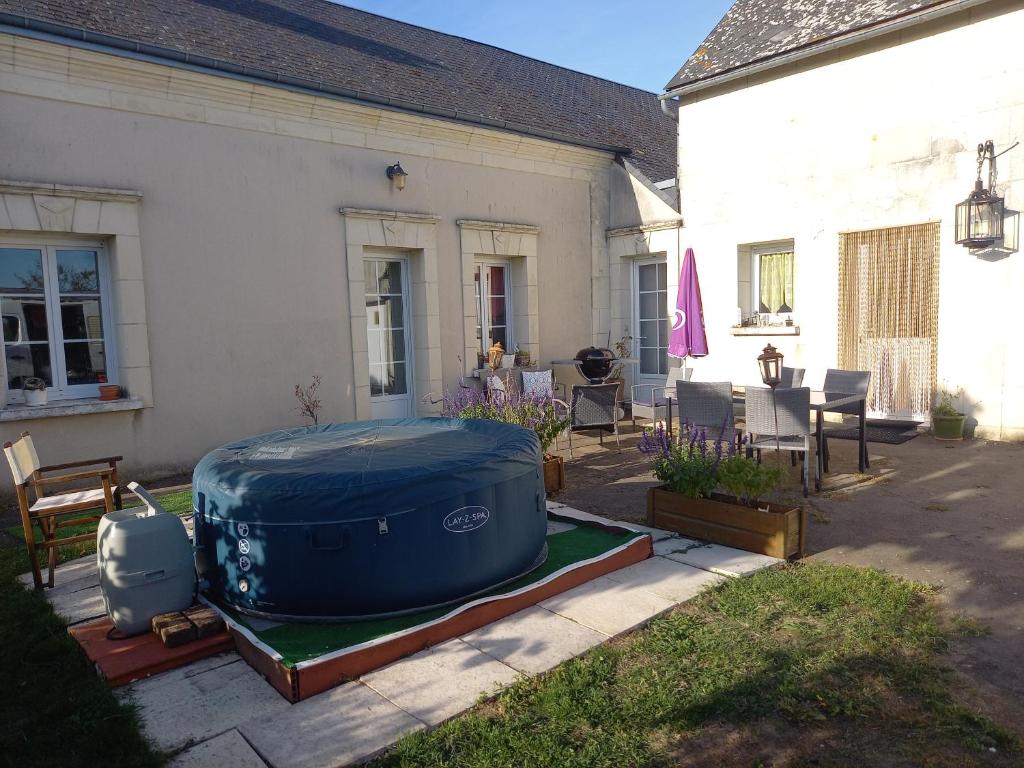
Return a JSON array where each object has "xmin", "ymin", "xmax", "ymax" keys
[
  {"xmin": 639, "ymin": 423, "xmax": 804, "ymax": 559},
  {"xmin": 932, "ymin": 386, "xmax": 965, "ymax": 441},
  {"xmin": 442, "ymin": 378, "xmax": 570, "ymax": 494},
  {"xmin": 22, "ymin": 377, "xmax": 47, "ymax": 407}
]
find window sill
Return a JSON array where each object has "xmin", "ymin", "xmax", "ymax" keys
[
  {"xmin": 0, "ymin": 397, "xmax": 145, "ymax": 422},
  {"xmin": 730, "ymin": 325, "xmax": 801, "ymax": 337}
]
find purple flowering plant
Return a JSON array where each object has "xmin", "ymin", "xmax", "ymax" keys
[
  {"xmin": 441, "ymin": 375, "xmax": 568, "ymax": 455},
  {"xmin": 639, "ymin": 421, "xmax": 781, "ymax": 503}
]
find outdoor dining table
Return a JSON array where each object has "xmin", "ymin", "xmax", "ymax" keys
[{"xmin": 664, "ymin": 386, "xmax": 867, "ymax": 492}]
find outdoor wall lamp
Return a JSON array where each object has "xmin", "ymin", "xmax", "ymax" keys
[
  {"xmin": 386, "ymin": 161, "xmax": 408, "ymax": 191},
  {"xmin": 955, "ymin": 140, "xmax": 1005, "ymax": 248},
  {"xmin": 757, "ymin": 343, "xmax": 783, "ymax": 389}
]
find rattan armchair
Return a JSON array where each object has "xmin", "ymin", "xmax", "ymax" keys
[{"xmin": 745, "ymin": 386, "xmax": 814, "ymax": 497}]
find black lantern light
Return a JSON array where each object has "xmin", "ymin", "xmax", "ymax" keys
[
  {"xmin": 386, "ymin": 161, "xmax": 408, "ymax": 191},
  {"xmin": 757, "ymin": 343, "xmax": 784, "ymax": 389},
  {"xmin": 955, "ymin": 140, "xmax": 1004, "ymax": 248}
]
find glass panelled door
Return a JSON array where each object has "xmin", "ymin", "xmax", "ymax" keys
[
  {"xmin": 365, "ymin": 256, "xmax": 413, "ymax": 418},
  {"xmin": 633, "ymin": 259, "xmax": 669, "ymax": 386}
]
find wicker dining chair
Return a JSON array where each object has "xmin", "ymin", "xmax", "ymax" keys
[
  {"xmin": 781, "ymin": 366, "xmax": 806, "ymax": 388},
  {"xmin": 746, "ymin": 386, "xmax": 814, "ymax": 497},
  {"xmin": 567, "ymin": 383, "xmax": 619, "ymax": 458},
  {"xmin": 4, "ymin": 431, "xmax": 123, "ymax": 588},
  {"xmin": 821, "ymin": 369, "xmax": 872, "ymax": 472},
  {"xmin": 675, "ymin": 380, "xmax": 740, "ymax": 446},
  {"xmin": 631, "ymin": 366, "xmax": 690, "ymax": 431}
]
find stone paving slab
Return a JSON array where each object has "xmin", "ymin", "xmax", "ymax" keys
[
  {"xmin": 123, "ymin": 654, "xmax": 290, "ymax": 752},
  {"xmin": 239, "ymin": 682, "xmax": 423, "ymax": 768},
  {"xmin": 362, "ymin": 639, "xmax": 520, "ymax": 727},
  {"xmin": 18, "ymin": 553, "xmax": 97, "ymax": 592},
  {"xmin": 460, "ymin": 605, "xmax": 608, "ymax": 675},
  {"xmin": 539, "ymin": 574, "xmax": 676, "ymax": 636},
  {"xmin": 169, "ymin": 729, "xmax": 268, "ymax": 768},
  {"xmin": 50, "ymin": 584, "xmax": 107, "ymax": 625},
  {"xmin": 653, "ymin": 537, "xmax": 780, "ymax": 577},
  {"xmin": 603, "ymin": 555, "xmax": 726, "ymax": 603}
]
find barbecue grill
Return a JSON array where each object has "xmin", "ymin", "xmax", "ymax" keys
[{"xmin": 550, "ymin": 346, "xmax": 637, "ymax": 384}]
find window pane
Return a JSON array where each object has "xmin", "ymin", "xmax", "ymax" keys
[
  {"xmin": 489, "ymin": 326, "xmax": 507, "ymax": 350},
  {"xmin": 638, "ymin": 264, "xmax": 657, "ymax": 292},
  {"xmin": 661, "ymin": 318, "xmax": 671, "ymax": 347},
  {"xmin": 640, "ymin": 292, "xmax": 659, "ymax": 321},
  {"xmin": 385, "ymin": 296, "xmax": 404, "ymax": 331},
  {"xmin": 64, "ymin": 341, "xmax": 107, "ymax": 385},
  {"xmin": 489, "ymin": 296, "xmax": 506, "ymax": 327},
  {"xmin": 659, "ymin": 348, "xmax": 669, "ymax": 375},
  {"xmin": 640, "ymin": 347, "xmax": 659, "ymax": 375},
  {"xmin": 61, "ymin": 297, "xmax": 104, "ymax": 340},
  {"xmin": 378, "ymin": 261, "xmax": 402, "ymax": 295},
  {"xmin": 369, "ymin": 366, "xmax": 383, "ymax": 396},
  {"xmin": 1, "ymin": 297, "xmax": 49, "ymax": 342},
  {"xmin": 57, "ymin": 250, "xmax": 100, "ymax": 293},
  {"xmin": 657, "ymin": 262, "xmax": 667, "ymax": 290},
  {"xmin": 5, "ymin": 343, "xmax": 52, "ymax": 388},
  {"xmin": 367, "ymin": 301, "xmax": 383, "ymax": 330},
  {"xmin": 0, "ymin": 248, "xmax": 44, "ymax": 293},
  {"xmin": 758, "ymin": 251, "xmax": 794, "ymax": 313},
  {"xmin": 384, "ymin": 361, "xmax": 407, "ymax": 395},
  {"xmin": 487, "ymin": 266, "xmax": 506, "ymax": 296},
  {"xmin": 388, "ymin": 330, "xmax": 405, "ymax": 365},
  {"xmin": 639, "ymin": 319, "xmax": 658, "ymax": 347}
]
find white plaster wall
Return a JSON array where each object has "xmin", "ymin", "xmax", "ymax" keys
[
  {"xmin": 676, "ymin": 0, "xmax": 1024, "ymax": 438},
  {"xmin": 0, "ymin": 83, "xmax": 604, "ymax": 481}
]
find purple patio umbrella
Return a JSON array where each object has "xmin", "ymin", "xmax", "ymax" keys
[{"xmin": 667, "ymin": 247, "xmax": 709, "ymax": 377}]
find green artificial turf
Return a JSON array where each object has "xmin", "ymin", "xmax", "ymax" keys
[{"xmin": 222, "ymin": 520, "xmax": 644, "ymax": 667}]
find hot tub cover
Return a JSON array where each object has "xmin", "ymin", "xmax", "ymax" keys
[{"xmin": 193, "ymin": 418, "xmax": 547, "ymax": 620}]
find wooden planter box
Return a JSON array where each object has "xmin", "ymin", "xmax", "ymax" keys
[
  {"xmin": 646, "ymin": 486, "xmax": 804, "ymax": 559},
  {"xmin": 543, "ymin": 455, "xmax": 565, "ymax": 495}
]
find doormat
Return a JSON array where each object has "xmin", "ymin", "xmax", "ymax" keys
[
  {"xmin": 204, "ymin": 516, "xmax": 651, "ymax": 702},
  {"xmin": 826, "ymin": 425, "xmax": 920, "ymax": 445}
]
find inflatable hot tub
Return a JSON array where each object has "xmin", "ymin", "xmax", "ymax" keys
[{"xmin": 192, "ymin": 418, "xmax": 547, "ymax": 621}]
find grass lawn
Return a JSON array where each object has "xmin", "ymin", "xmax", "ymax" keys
[
  {"xmin": 1, "ymin": 492, "xmax": 1019, "ymax": 768},
  {"xmin": 375, "ymin": 563, "xmax": 1020, "ymax": 768},
  {"xmin": 0, "ymin": 490, "xmax": 190, "ymax": 768}
]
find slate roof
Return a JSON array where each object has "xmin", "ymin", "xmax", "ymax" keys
[
  {"xmin": 0, "ymin": 0, "xmax": 677, "ymax": 182},
  {"xmin": 666, "ymin": 0, "xmax": 956, "ymax": 91}
]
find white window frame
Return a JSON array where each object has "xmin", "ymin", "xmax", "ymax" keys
[
  {"xmin": 750, "ymin": 243, "xmax": 795, "ymax": 322},
  {"xmin": 474, "ymin": 259, "xmax": 513, "ymax": 357},
  {"xmin": 0, "ymin": 236, "xmax": 117, "ymax": 404}
]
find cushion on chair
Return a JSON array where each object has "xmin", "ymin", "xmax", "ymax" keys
[
  {"xmin": 521, "ymin": 370, "xmax": 554, "ymax": 399},
  {"xmin": 30, "ymin": 486, "xmax": 115, "ymax": 513}
]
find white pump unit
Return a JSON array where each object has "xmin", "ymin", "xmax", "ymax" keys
[{"xmin": 97, "ymin": 481, "xmax": 196, "ymax": 636}]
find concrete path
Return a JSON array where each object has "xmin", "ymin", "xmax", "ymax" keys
[{"xmin": 26, "ymin": 505, "xmax": 780, "ymax": 767}]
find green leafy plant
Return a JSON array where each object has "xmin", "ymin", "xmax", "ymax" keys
[
  {"xmin": 933, "ymin": 385, "xmax": 963, "ymax": 417},
  {"xmin": 716, "ymin": 453, "xmax": 783, "ymax": 507},
  {"xmin": 608, "ymin": 331, "xmax": 634, "ymax": 380},
  {"xmin": 639, "ymin": 424, "xmax": 782, "ymax": 506}
]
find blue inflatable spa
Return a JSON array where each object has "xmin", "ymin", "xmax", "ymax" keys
[{"xmin": 192, "ymin": 418, "xmax": 548, "ymax": 621}]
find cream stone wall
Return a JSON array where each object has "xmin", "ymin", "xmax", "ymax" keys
[
  {"xmin": 0, "ymin": 32, "xmax": 633, "ymax": 487},
  {"xmin": 676, "ymin": 0, "xmax": 1024, "ymax": 439}
]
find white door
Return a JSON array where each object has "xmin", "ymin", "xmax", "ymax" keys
[
  {"xmin": 365, "ymin": 256, "xmax": 414, "ymax": 419},
  {"xmin": 632, "ymin": 259, "xmax": 669, "ymax": 387}
]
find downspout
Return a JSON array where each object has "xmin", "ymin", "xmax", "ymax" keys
[{"xmin": 659, "ymin": 0, "xmax": 994, "ymax": 101}]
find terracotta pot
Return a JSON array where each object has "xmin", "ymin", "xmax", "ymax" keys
[
  {"xmin": 543, "ymin": 454, "xmax": 565, "ymax": 495},
  {"xmin": 646, "ymin": 485, "xmax": 804, "ymax": 559},
  {"xmin": 99, "ymin": 384, "xmax": 122, "ymax": 401}
]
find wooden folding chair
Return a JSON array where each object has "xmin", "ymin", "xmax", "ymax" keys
[{"xmin": 4, "ymin": 431, "xmax": 123, "ymax": 589}]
